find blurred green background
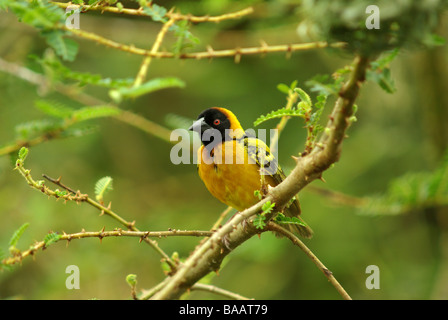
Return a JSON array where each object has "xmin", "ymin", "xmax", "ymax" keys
[{"xmin": 0, "ymin": 0, "xmax": 447, "ymax": 299}]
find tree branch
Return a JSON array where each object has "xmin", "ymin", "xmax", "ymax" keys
[
  {"xmin": 150, "ymin": 54, "xmax": 370, "ymax": 300},
  {"xmin": 52, "ymin": 2, "xmax": 254, "ymax": 23},
  {"xmin": 0, "ymin": 58, "xmax": 176, "ymax": 156},
  {"xmin": 133, "ymin": 16, "xmax": 177, "ymax": 87},
  {"xmin": 266, "ymin": 222, "xmax": 351, "ymax": 300},
  {"xmin": 270, "ymin": 86, "xmax": 299, "ymax": 154},
  {"xmin": 14, "ymin": 158, "xmax": 178, "ymax": 272},
  {"xmin": 64, "ymin": 26, "xmax": 345, "ymax": 61},
  {"xmin": 2, "ymin": 228, "xmax": 213, "ymax": 267},
  {"xmin": 191, "ymin": 283, "xmax": 252, "ymax": 300}
]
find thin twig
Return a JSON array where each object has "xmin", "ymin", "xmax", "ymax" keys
[
  {"xmin": 191, "ymin": 283, "xmax": 252, "ymax": 300},
  {"xmin": 306, "ymin": 185, "xmax": 367, "ymax": 207},
  {"xmin": 2, "ymin": 229, "xmax": 213, "ymax": 267},
  {"xmin": 52, "ymin": 2, "xmax": 254, "ymax": 23},
  {"xmin": 210, "ymin": 206, "xmax": 234, "ymax": 231},
  {"xmin": 0, "ymin": 59, "xmax": 175, "ymax": 156},
  {"xmin": 139, "ymin": 277, "xmax": 172, "ymax": 300},
  {"xmin": 133, "ymin": 16, "xmax": 177, "ymax": 87},
  {"xmin": 65, "ymin": 27, "xmax": 345, "ymax": 60},
  {"xmin": 15, "ymin": 161, "xmax": 178, "ymax": 272},
  {"xmin": 266, "ymin": 222, "xmax": 352, "ymax": 300},
  {"xmin": 0, "ymin": 57, "xmax": 103, "ymax": 105},
  {"xmin": 270, "ymin": 88, "xmax": 299, "ymax": 154},
  {"xmin": 115, "ymin": 110, "xmax": 174, "ymax": 144},
  {"xmin": 42, "ymin": 174, "xmax": 177, "ymax": 269}
]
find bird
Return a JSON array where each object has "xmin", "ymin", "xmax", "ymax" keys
[{"xmin": 189, "ymin": 107, "xmax": 313, "ymax": 239}]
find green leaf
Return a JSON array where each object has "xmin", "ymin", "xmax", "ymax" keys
[
  {"xmin": 274, "ymin": 213, "xmax": 307, "ymax": 227},
  {"xmin": 253, "ymin": 214, "xmax": 266, "ymax": 230},
  {"xmin": 367, "ymin": 68, "xmax": 396, "ymax": 94},
  {"xmin": 42, "ymin": 30, "xmax": 79, "ymax": 62},
  {"xmin": 95, "ymin": 176, "xmax": 113, "ymax": 202},
  {"xmin": 0, "ymin": 0, "xmax": 11, "ymax": 10},
  {"xmin": 126, "ymin": 274, "xmax": 138, "ymax": 287},
  {"xmin": 367, "ymin": 49, "xmax": 399, "ymax": 94},
  {"xmin": 5, "ymin": 2, "xmax": 77, "ymax": 60},
  {"xmin": 423, "ymin": 33, "xmax": 446, "ymax": 47},
  {"xmin": 34, "ymin": 54, "xmax": 134, "ymax": 88},
  {"xmin": 254, "ymin": 108, "xmax": 306, "ymax": 127},
  {"xmin": 306, "ymin": 74, "xmax": 344, "ymax": 96},
  {"xmin": 294, "ymin": 87, "xmax": 312, "ymax": 106},
  {"xmin": 254, "ymin": 190, "xmax": 262, "ymax": 200},
  {"xmin": 7, "ymin": 1, "xmax": 64, "ymax": 29},
  {"xmin": 143, "ymin": 3, "xmax": 168, "ymax": 22},
  {"xmin": 171, "ymin": 20, "xmax": 200, "ymax": 57},
  {"xmin": 277, "ymin": 83, "xmax": 290, "ymax": 94},
  {"xmin": 59, "ymin": 126, "xmax": 98, "ymax": 139},
  {"xmin": 109, "ymin": 77, "xmax": 185, "ymax": 103},
  {"xmin": 164, "ymin": 113, "xmax": 194, "ymax": 130},
  {"xmin": 262, "ymin": 201, "xmax": 275, "ymax": 214},
  {"xmin": 54, "ymin": 189, "xmax": 68, "ymax": 197},
  {"xmin": 43, "ymin": 232, "xmax": 61, "ymax": 247},
  {"xmin": 370, "ymin": 49, "xmax": 399, "ymax": 70},
  {"xmin": 9, "ymin": 223, "xmax": 30, "ymax": 247},
  {"xmin": 72, "ymin": 106, "xmax": 121, "ymax": 122},
  {"xmin": 18, "ymin": 147, "xmax": 28, "ymax": 162},
  {"xmin": 15, "ymin": 118, "xmax": 63, "ymax": 140},
  {"xmin": 35, "ymin": 100, "xmax": 74, "ymax": 118}
]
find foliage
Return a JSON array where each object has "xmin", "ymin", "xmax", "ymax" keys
[
  {"xmin": 1, "ymin": 0, "xmax": 78, "ymax": 61},
  {"xmin": 252, "ymin": 201, "xmax": 276, "ymax": 230},
  {"xmin": 359, "ymin": 152, "xmax": 448, "ymax": 215},
  {"xmin": 300, "ymin": 0, "xmax": 447, "ymax": 56},
  {"xmin": 43, "ymin": 232, "xmax": 62, "ymax": 248},
  {"xmin": 33, "ymin": 53, "xmax": 134, "ymax": 89},
  {"xmin": 255, "ymin": 84, "xmax": 328, "ymax": 154},
  {"xmin": 95, "ymin": 176, "xmax": 113, "ymax": 202},
  {"xmin": 11, "ymin": 101, "xmax": 120, "ymax": 145},
  {"xmin": 109, "ymin": 77, "xmax": 186, "ymax": 103},
  {"xmin": 273, "ymin": 213, "xmax": 307, "ymax": 227},
  {"xmin": 8, "ymin": 222, "xmax": 30, "ymax": 249},
  {"xmin": 366, "ymin": 48, "xmax": 400, "ymax": 94}
]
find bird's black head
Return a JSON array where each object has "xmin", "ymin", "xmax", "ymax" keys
[{"xmin": 189, "ymin": 107, "xmax": 242, "ymax": 147}]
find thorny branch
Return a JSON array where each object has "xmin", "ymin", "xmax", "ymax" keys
[
  {"xmin": 53, "ymin": 2, "xmax": 345, "ymax": 62},
  {"xmin": 52, "ymin": 2, "xmax": 254, "ymax": 23},
  {"xmin": 13, "ymin": 159, "xmax": 179, "ymax": 271},
  {"xmin": 150, "ymin": 54, "xmax": 369, "ymax": 300},
  {"xmin": 65, "ymin": 27, "xmax": 346, "ymax": 61},
  {"xmin": 266, "ymin": 222, "xmax": 351, "ymax": 300},
  {"xmin": 2, "ymin": 229, "xmax": 213, "ymax": 267}
]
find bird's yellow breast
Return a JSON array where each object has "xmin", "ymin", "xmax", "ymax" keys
[{"xmin": 197, "ymin": 139, "xmax": 276, "ymax": 211}]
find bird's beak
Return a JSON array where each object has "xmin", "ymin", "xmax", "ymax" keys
[{"xmin": 188, "ymin": 117, "xmax": 210, "ymax": 133}]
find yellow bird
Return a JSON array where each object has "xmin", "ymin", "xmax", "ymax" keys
[{"xmin": 189, "ymin": 107, "xmax": 313, "ymax": 239}]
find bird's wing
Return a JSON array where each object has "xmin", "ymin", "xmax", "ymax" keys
[
  {"xmin": 238, "ymin": 135, "xmax": 312, "ymax": 238},
  {"xmin": 239, "ymin": 135, "xmax": 285, "ymax": 185},
  {"xmin": 239, "ymin": 134, "xmax": 303, "ymax": 214}
]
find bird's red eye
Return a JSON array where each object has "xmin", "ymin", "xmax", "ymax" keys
[{"xmin": 213, "ymin": 119, "xmax": 221, "ymax": 125}]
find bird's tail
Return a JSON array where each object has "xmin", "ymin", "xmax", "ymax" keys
[{"xmin": 281, "ymin": 197, "xmax": 313, "ymax": 239}]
